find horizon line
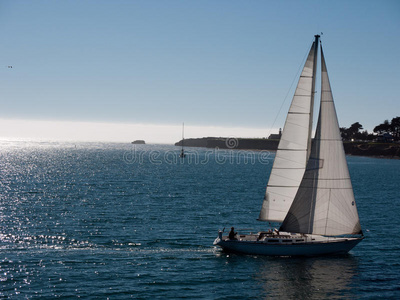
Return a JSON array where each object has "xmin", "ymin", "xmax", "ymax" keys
[{"xmin": 0, "ymin": 118, "xmax": 275, "ymax": 144}]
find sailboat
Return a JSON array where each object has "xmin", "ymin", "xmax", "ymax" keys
[
  {"xmin": 214, "ymin": 35, "xmax": 364, "ymax": 256},
  {"xmin": 179, "ymin": 122, "xmax": 186, "ymax": 158}
]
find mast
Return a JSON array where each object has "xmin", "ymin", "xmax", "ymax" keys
[
  {"xmin": 180, "ymin": 122, "xmax": 186, "ymax": 158},
  {"xmin": 181, "ymin": 122, "xmax": 185, "ymax": 152},
  {"xmin": 258, "ymin": 36, "xmax": 319, "ymax": 222},
  {"xmin": 308, "ymin": 35, "xmax": 319, "ymax": 158}
]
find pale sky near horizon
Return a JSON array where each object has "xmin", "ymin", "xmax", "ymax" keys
[{"xmin": 1, "ymin": 0, "xmax": 399, "ymax": 144}]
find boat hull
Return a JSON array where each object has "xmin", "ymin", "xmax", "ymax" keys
[{"xmin": 214, "ymin": 235, "xmax": 363, "ymax": 257}]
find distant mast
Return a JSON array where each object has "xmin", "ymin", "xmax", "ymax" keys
[{"xmin": 180, "ymin": 123, "xmax": 186, "ymax": 158}]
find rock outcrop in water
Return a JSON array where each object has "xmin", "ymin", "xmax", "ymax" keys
[{"xmin": 132, "ymin": 140, "xmax": 145, "ymax": 144}]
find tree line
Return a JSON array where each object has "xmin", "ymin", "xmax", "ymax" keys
[{"xmin": 340, "ymin": 116, "xmax": 400, "ymax": 142}]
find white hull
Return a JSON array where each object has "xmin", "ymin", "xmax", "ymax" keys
[{"xmin": 214, "ymin": 232, "xmax": 363, "ymax": 257}]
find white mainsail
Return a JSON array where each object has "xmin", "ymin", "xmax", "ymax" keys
[
  {"xmin": 280, "ymin": 47, "xmax": 362, "ymax": 236},
  {"xmin": 258, "ymin": 39, "xmax": 318, "ymax": 222}
]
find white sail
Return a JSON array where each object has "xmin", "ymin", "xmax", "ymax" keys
[
  {"xmin": 258, "ymin": 40, "xmax": 318, "ymax": 222},
  {"xmin": 280, "ymin": 47, "xmax": 362, "ymax": 236}
]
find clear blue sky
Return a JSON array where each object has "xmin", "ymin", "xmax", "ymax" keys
[{"xmin": 0, "ymin": 0, "xmax": 399, "ymax": 142}]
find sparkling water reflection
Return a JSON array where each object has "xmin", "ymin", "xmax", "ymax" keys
[{"xmin": 0, "ymin": 141, "xmax": 399, "ymax": 298}]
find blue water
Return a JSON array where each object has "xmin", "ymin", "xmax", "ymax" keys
[{"xmin": 1, "ymin": 141, "xmax": 399, "ymax": 299}]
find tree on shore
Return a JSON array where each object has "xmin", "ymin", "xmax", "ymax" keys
[
  {"xmin": 373, "ymin": 120, "xmax": 390, "ymax": 134},
  {"xmin": 373, "ymin": 117, "xmax": 400, "ymax": 141},
  {"xmin": 340, "ymin": 122, "xmax": 371, "ymax": 141},
  {"xmin": 389, "ymin": 117, "xmax": 400, "ymax": 140},
  {"xmin": 340, "ymin": 117, "xmax": 399, "ymax": 142}
]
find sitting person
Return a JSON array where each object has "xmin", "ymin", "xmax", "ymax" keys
[{"xmin": 229, "ymin": 227, "xmax": 237, "ymax": 240}]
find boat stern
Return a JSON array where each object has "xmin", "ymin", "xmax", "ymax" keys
[{"xmin": 213, "ymin": 230, "xmax": 224, "ymax": 246}]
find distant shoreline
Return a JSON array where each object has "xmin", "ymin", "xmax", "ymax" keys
[{"xmin": 175, "ymin": 137, "xmax": 400, "ymax": 159}]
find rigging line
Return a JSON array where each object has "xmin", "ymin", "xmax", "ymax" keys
[{"xmin": 266, "ymin": 39, "xmax": 314, "ymax": 138}]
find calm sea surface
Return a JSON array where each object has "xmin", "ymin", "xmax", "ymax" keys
[{"xmin": 1, "ymin": 141, "xmax": 399, "ymax": 299}]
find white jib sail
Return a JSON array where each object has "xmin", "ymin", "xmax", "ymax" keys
[
  {"xmin": 258, "ymin": 40, "xmax": 318, "ymax": 222},
  {"xmin": 280, "ymin": 47, "xmax": 362, "ymax": 235}
]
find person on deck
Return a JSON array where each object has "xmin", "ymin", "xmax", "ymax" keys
[{"xmin": 229, "ymin": 227, "xmax": 237, "ymax": 240}]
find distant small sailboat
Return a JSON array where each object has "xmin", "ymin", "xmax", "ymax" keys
[
  {"xmin": 214, "ymin": 35, "xmax": 364, "ymax": 256},
  {"xmin": 179, "ymin": 123, "xmax": 186, "ymax": 158}
]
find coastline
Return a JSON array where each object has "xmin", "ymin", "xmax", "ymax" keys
[{"xmin": 175, "ymin": 138, "xmax": 400, "ymax": 159}]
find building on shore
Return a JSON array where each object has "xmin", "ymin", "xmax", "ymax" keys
[{"xmin": 268, "ymin": 128, "xmax": 282, "ymax": 140}]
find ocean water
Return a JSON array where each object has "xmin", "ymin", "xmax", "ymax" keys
[{"xmin": 0, "ymin": 141, "xmax": 399, "ymax": 299}]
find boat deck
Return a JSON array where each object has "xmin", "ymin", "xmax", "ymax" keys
[
  {"xmin": 214, "ymin": 230, "xmax": 364, "ymax": 256},
  {"xmin": 219, "ymin": 231, "xmax": 355, "ymax": 245}
]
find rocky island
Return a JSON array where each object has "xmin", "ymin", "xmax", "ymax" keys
[{"xmin": 132, "ymin": 140, "xmax": 145, "ymax": 145}]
